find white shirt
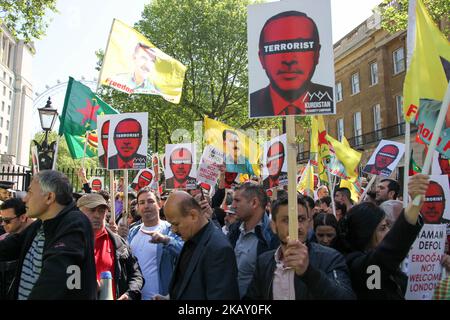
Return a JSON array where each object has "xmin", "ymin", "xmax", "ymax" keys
[
  {"xmin": 272, "ymin": 247, "xmax": 296, "ymax": 300},
  {"xmin": 130, "ymin": 224, "xmax": 161, "ymax": 300}
]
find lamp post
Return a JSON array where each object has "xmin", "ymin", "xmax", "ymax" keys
[{"xmin": 33, "ymin": 97, "xmax": 59, "ymax": 170}]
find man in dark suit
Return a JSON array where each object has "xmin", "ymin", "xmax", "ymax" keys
[
  {"xmin": 164, "ymin": 191, "xmax": 239, "ymax": 300},
  {"xmin": 165, "ymin": 147, "xmax": 196, "ymax": 189},
  {"xmin": 250, "ymin": 11, "xmax": 333, "ymax": 117},
  {"xmin": 108, "ymin": 118, "xmax": 146, "ymax": 169}
]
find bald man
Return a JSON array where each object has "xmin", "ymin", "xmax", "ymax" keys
[{"xmin": 164, "ymin": 191, "xmax": 239, "ymax": 300}]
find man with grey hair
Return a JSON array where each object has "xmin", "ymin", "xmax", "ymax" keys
[{"xmin": 0, "ymin": 170, "xmax": 97, "ymax": 300}]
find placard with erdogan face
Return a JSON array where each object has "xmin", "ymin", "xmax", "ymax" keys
[
  {"xmin": 131, "ymin": 169, "xmax": 155, "ymax": 191},
  {"xmin": 362, "ymin": 140, "xmax": 405, "ymax": 177},
  {"xmin": 431, "ymin": 150, "xmax": 450, "ymax": 176},
  {"xmin": 248, "ymin": 0, "xmax": 335, "ymax": 118},
  {"xmin": 165, "ymin": 143, "xmax": 197, "ymax": 190},
  {"xmin": 420, "ymin": 175, "xmax": 450, "ymax": 224},
  {"xmin": 89, "ymin": 177, "xmax": 104, "ymax": 192},
  {"xmin": 262, "ymin": 134, "xmax": 287, "ymax": 190},
  {"xmin": 106, "ymin": 112, "xmax": 148, "ymax": 170},
  {"xmin": 97, "ymin": 114, "xmax": 114, "ymax": 169}
]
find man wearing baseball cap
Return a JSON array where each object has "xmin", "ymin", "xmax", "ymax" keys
[{"xmin": 77, "ymin": 194, "xmax": 143, "ymax": 300}]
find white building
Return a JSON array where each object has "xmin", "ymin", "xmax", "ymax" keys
[{"xmin": 0, "ymin": 25, "xmax": 34, "ymax": 167}]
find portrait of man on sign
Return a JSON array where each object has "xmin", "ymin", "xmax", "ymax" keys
[
  {"xmin": 108, "ymin": 117, "xmax": 147, "ymax": 170},
  {"xmin": 165, "ymin": 147, "xmax": 196, "ymax": 190},
  {"xmin": 222, "ymin": 129, "xmax": 254, "ymax": 174},
  {"xmin": 249, "ymin": 9, "xmax": 334, "ymax": 117},
  {"xmin": 108, "ymin": 42, "xmax": 160, "ymax": 93},
  {"xmin": 90, "ymin": 178, "xmax": 103, "ymax": 192},
  {"xmin": 364, "ymin": 144, "xmax": 399, "ymax": 177},
  {"xmin": 420, "ymin": 181, "xmax": 447, "ymax": 224},
  {"xmin": 99, "ymin": 120, "xmax": 110, "ymax": 168},
  {"xmin": 262, "ymin": 141, "xmax": 287, "ymax": 190},
  {"xmin": 131, "ymin": 169, "xmax": 154, "ymax": 191}
]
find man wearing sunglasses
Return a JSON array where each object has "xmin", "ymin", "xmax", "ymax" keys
[{"xmin": 0, "ymin": 198, "xmax": 33, "ymax": 240}]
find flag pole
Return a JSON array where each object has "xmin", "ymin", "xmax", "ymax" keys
[
  {"xmin": 327, "ymin": 170, "xmax": 336, "ymax": 217},
  {"xmin": 96, "ymin": 19, "xmax": 116, "ymax": 92},
  {"xmin": 123, "ymin": 170, "xmax": 129, "ymax": 223},
  {"xmin": 360, "ymin": 175, "xmax": 376, "ymax": 203},
  {"xmin": 403, "ymin": 0, "xmax": 417, "ymax": 208},
  {"xmin": 81, "ymin": 131, "xmax": 89, "ymax": 169},
  {"xmin": 109, "ymin": 170, "xmax": 115, "ymax": 222},
  {"xmin": 412, "ymin": 82, "xmax": 450, "ymax": 206},
  {"xmin": 286, "ymin": 117, "xmax": 298, "ymax": 241}
]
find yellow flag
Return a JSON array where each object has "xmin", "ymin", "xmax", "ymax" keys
[
  {"xmin": 311, "ymin": 116, "xmax": 330, "ymax": 183},
  {"xmin": 326, "ymin": 134, "xmax": 361, "ymax": 183},
  {"xmin": 99, "ymin": 19, "xmax": 187, "ymax": 104},
  {"xmin": 340, "ymin": 178, "xmax": 361, "ymax": 203},
  {"xmin": 204, "ymin": 117, "xmax": 261, "ymax": 176},
  {"xmin": 297, "ymin": 162, "xmax": 314, "ymax": 197},
  {"xmin": 402, "ymin": 0, "xmax": 450, "ymax": 122}
]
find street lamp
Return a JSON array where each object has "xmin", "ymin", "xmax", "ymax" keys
[{"xmin": 33, "ymin": 97, "xmax": 59, "ymax": 170}]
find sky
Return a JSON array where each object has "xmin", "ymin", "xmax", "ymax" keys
[{"xmin": 31, "ymin": 0, "xmax": 383, "ymax": 134}]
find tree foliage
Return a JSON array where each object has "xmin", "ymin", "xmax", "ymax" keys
[
  {"xmin": 31, "ymin": 131, "xmax": 97, "ymax": 170},
  {"xmin": 379, "ymin": 0, "xmax": 450, "ymax": 37},
  {"xmin": 98, "ymin": 0, "xmax": 309, "ymax": 154},
  {"xmin": 0, "ymin": 0, "xmax": 58, "ymax": 43}
]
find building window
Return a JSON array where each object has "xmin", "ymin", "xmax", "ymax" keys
[
  {"xmin": 354, "ymin": 112, "xmax": 362, "ymax": 145},
  {"xmin": 7, "ymin": 105, "xmax": 10, "ymax": 115},
  {"xmin": 5, "ymin": 135, "xmax": 8, "ymax": 147},
  {"xmin": 395, "ymin": 95, "xmax": 405, "ymax": 124},
  {"xmin": 337, "ymin": 118, "xmax": 344, "ymax": 141},
  {"xmin": 370, "ymin": 62, "xmax": 378, "ymax": 85},
  {"xmin": 6, "ymin": 120, "xmax": 9, "ymax": 130},
  {"xmin": 0, "ymin": 133, "xmax": 3, "ymax": 144},
  {"xmin": 373, "ymin": 104, "xmax": 382, "ymax": 140},
  {"xmin": 2, "ymin": 72, "xmax": 5, "ymax": 80},
  {"xmin": 1, "ymin": 117, "xmax": 3, "ymax": 128},
  {"xmin": 9, "ymin": 77, "xmax": 12, "ymax": 86},
  {"xmin": 2, "ymin": 86, "xmax": 5, "ymax": 96},
  {"xmin": 8, "ymin": 91, "xmax": 11, "ymax": 100},
  {"xmin": 393, "ymin": 47, "xmax": 405, "ymax": 75},
  {"xmin": 1, "ymin": 102, "xmax": 3, "ymax": 112},
  {"xmin": 335, "ymin": 82, "xmax": 343, "ymax": 102},
  {"xmin": 351, "ymin": 73, "xmax": 360, "ymax": 95}
]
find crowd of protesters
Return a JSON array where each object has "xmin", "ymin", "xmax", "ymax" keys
[{"xmin": 0, "ymin": 167, "xmax": 449, "ymax": 300}]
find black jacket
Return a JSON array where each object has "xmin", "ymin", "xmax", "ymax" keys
[
  {"xmin": 345, "ymin": 211, "xmax": 423, "ymax": 299},
  {"xmin": 245, "ymin": 242, "xmax": 355, "ymax": 300},
  {"xmin": 105, "ymin": 227, "xmax": 144, "ymax": 300},
  {"xmin": 0, "ymin": 202, "xmax": 97, "ymax": 299},
  {"xmin": 169, "ymin": 221, "xmax": 239, "ymax": 300}
]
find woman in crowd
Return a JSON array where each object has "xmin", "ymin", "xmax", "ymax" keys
[{"xmin": 343, "ymin": 173, "xmax": 429, "ymax": 299}]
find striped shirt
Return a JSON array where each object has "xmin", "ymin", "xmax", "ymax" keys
[{"xmin": 18, "ymin": 225, "xmax": 45, "ymax": 300}]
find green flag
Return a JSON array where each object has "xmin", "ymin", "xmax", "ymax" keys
[
  {"xmin": 59, "ymin": 77, "xmax": 119, "ymax": 159},
  {"xmin": 409, "ymin": 150, "xmax": 422, "ymax": 176}
]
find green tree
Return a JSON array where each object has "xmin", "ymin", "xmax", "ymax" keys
[
  {"xmin": 31, "ymin": 131, "xmax": 97, "ymax": 170},
  {"xmin": 0, "ymin": 0, "xmax": 58, "ymax": 44},
  {"xmin": 98, "ymin": 0, "xmax": 309, "ymax": 154},
  {"xmin": 378, "ymin": 0, "xmax": 450, "ymax": 37}
]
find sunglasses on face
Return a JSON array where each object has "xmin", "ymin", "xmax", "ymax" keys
[{"xmin": 0, "ymin": 216, "xmax": 19, "ymax": 224}]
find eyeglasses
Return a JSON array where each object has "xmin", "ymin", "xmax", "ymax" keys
[{"xmin": 0, "ymin": 216, "xmax": 19, "ymax": 224}]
